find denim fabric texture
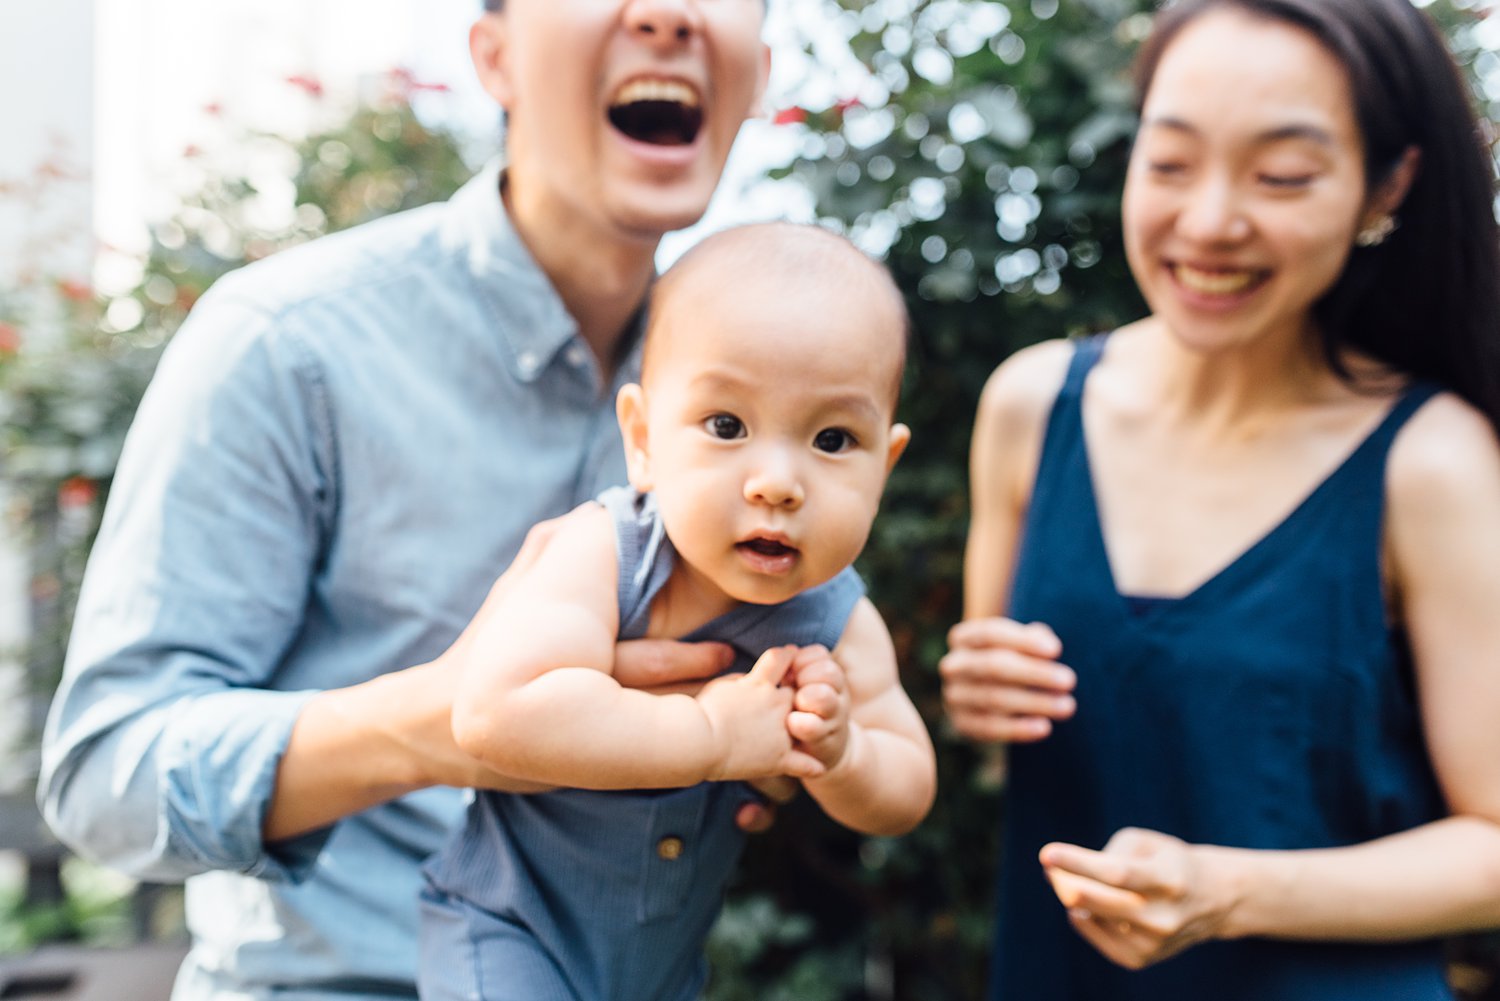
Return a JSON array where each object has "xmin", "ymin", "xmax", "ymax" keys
[{"xmin": 38, "ymin": 159, "xmax": 641, "ymax": 1001}]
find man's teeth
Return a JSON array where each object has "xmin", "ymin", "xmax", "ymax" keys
[
  {"xmin": 1173, "ymin": 265, "xmax": 1260, "ymax": 295},
  {"xmin": 612, "ymin": 79, "xmax": 699, "ymax": 108}
]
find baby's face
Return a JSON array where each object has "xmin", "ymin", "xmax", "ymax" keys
[{"xmin": 625, "ymin": 278, "xmax": 907, "ymax": 608}]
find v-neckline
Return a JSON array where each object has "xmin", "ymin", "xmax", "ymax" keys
[{"xmin": 1074, "ymin": 352, "xmax": 1407, "ymax": 616}]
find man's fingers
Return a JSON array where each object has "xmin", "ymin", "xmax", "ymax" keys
[
  {"xmin": 734, "ymin": 799, "xmax": 775, "ymax": 834},
  {"xmin": 614, "ymin": 638, "xmax": 735, "ymax": 688},
  {"xmin": 745, "ymin": 774, "xmax": 799, "ymax": 805},
  {"xmin": 947, "ymin": 617, "xmax": 1063, "ymax": 658}
]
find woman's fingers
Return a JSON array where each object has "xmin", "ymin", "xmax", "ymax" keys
[
  {"xmin": 1040, "ymin": 842, "xmax": 1158, "ymax": 897},
  {"xmin": 938, "ymin": 644, "xmax": 1076, "ymax": 694},
  {"xmin": 947, "ymin": 617, "xmax": 1064, "ymax": 658},
  {"xmin": 947, "ymin": 708, "xmax": 1054, "ymax": 743}
]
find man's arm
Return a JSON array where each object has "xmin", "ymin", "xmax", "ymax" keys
[{"xmin": 38, "ymin": 294, "xmax": 341, "ymax": 882}]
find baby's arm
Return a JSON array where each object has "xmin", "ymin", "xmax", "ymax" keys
[
  {"xmin": 795, "ymin": 598, "xmax": 936, "ymax": 836},
  {"xmin": 450, "ymin": 504, "xmax": 824, "ymax": 789}
]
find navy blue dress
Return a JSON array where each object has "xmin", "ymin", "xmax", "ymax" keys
[{"xmin": 990, "ymin": 335, "xmax": 1453, "ymax": 1000}]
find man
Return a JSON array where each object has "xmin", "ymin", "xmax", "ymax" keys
[{"xmin": 39, "ymin": 2, "xmax": 771, "ymax": 998}]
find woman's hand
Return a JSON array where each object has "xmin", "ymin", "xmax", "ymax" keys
[
  {"xmin": 1040, "ymin": 827, "xmax": 1242, "ymax": 969},
  {"xmin": 939, "ymin": 617, "xmax": 1075, "ymax": 743}
]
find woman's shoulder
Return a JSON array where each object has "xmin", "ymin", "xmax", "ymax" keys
[
  {"xmin": 974, "ymin": 336, "xmax": 1079, "ymax": 439},
  {"xmin": 1386, "ymin": 389, "xmax": 1500, "ymax": 514}
]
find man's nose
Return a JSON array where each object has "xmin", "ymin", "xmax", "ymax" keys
[{"xmin": 623, "ymin": 0, "xmax": 701, "ymax": 48}]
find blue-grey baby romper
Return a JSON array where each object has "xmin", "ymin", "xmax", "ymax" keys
[
  {"xmin": 420, "ymin": 486, "xmax": 863, "ymax": 1001},
  {"xmin": 989, "ymin": 334, "xmax": 1451, "ymax": 1000}
]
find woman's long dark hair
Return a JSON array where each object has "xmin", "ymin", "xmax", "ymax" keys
[{"xmin": 1135, "ymin": 0, "xmax": 1500, "ymax": 433}]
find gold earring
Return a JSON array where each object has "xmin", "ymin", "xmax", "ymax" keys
[{"xmin": 1355, "ymin": 214, "xmax": 1397, "ymax": 248}]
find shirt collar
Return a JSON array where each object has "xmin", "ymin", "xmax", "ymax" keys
[{"xmin": 445, "ymin": 157, "xmax": 580, "ymax": 384}]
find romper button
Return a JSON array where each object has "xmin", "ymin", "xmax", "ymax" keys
[{"xmin": 656, "ymin": 836, "xmax": 685, "ymax": 861}]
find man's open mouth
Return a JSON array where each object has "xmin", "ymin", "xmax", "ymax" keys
[{"xmin": 608, "ymin": 78, "xmax": 703, "ymax": 147}]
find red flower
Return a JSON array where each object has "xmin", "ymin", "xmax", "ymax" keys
[
  {"xmin": 56, "ymin": 278, "xmax": 92, "ymax": 302},
  {"xmin": 387, "ymin": 67, "xmax": 451, "ymax": 96},
  {"xmin": 58, "ymin": 476, "xmax": 98, "ymax": 511},
  {"xmin": 286, "ymin": 74, "xmax": 325, "ymax": 98},
  {"xmin": 0, "ymin": 322, "xmax": 19, "ymax": 354},
  {"xmin": 772, "ymin": 106, "xmax": 808, "ymax": 126},
  {"xmin": 834, "ymin": 97, "xmax": 862, "ymax": 114}
]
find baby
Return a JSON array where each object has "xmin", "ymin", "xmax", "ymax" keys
[{"xmin": 419, "ymin": 222, "xmax": 936, "ymax": 1001}]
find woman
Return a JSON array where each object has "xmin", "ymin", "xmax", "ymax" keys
[{"xmin": 941, "ymin": 0, "xmax": 1500, "ymax": 997}]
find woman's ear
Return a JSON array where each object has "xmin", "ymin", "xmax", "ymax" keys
[
  {"xmin": 615, "ymin": 384, "xmax": 654, "ymax": 492},
  {"xmin": 1362, "ymin": 145, "xmax": 1422, "ymax": 228}
]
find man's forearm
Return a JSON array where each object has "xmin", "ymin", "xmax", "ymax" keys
[{"xmin": 264, "ymin": 661, "xmax": 549, "ymax": 842}]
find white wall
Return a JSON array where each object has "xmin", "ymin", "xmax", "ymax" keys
[
  {"xmin": 0, "ymin": 0, "xmax": 95, "ymax": 285},
  {"xmin": 0, "ymin": 0, "xmax": 95, "ymax": 803}
]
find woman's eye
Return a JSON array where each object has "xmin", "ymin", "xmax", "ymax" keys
[
  {"xmin": 705, "ymin": 414, "xmax": 745, "ymax": 439},
  {"xmin": 1258, "ymin": 172, "xmax": 1315, "ymax": 190},
  {"xmin": 813, "ymin": 428, "xmax": 855, "ymax": 453}
]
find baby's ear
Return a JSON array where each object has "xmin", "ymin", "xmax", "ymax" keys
[
  {"xmin": 885, "ymin": 423, "xmax": 911, "ymax": 474},
  {"xmin": 615, "ymin": 384, "xmax": 654, "ymax": 491}
]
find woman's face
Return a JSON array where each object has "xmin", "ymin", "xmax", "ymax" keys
[{"xmin": 1122, "ymin": 7, "xmax": 1373, "ymax": 354}]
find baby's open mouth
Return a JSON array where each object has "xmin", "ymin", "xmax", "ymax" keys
[
  {"xmin": 608, "ymin": 79, "xmax": 703, "ymax": 146},
  {"xmin": 738, "ymin": 538, "xmax": 796, "ymax": 558}
]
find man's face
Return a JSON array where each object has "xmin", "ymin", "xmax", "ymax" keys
[{"xmin": 474, "ymin": 0, "xmax": 769, "ymax": 243}]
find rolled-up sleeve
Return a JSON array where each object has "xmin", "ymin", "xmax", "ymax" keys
[{"xmin": 38, "ymin": 287, "xmax": 337, "ymax": 884}]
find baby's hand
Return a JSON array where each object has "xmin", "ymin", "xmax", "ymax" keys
[
  {"xmin": 697, "ymin": 646, "xmax": 826, "ymax": 782},
  {"xmin": 786, "ymin": 645, "xmax": 853, "ymax": 772}
]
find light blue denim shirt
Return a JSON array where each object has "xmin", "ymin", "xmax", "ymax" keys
[{"xmin": 38, "ymin": 159, "xmax": 639, "ymax": 1001}]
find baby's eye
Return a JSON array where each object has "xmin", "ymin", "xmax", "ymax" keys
[
  {"xmin": 813, "ymin": 428, "xmax": 856, "ymax": 453},
  {"xmin": 705, "ymin": 414, "xmax": 746, "ymax": 440}
]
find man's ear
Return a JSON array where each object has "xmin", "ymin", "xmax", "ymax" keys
[
  {"xmin": 885, "ymin": 423, "xmax": 911, "ymax": 475},
  {"xmin": 616, "ymin": 384, "xmax": 654, "ymax": 492},
  {"xmin": 748, "ymin": 42, "xmax": 773, "ymax": 120},
  {"xmin": 470, "ymin": 13, "xmax": 514, "ymax": 109}
]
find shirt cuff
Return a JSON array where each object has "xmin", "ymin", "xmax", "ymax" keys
[{"xmin": 158, "ymin": 687, "xmax": 329, "ymax": 883}]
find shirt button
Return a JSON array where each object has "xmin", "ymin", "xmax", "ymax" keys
[
  {"xmin": 565, "ymin": 344, "xmax": 589, "ymax": 368},
  {"xmin": 656, "ymin": 836, "xmax": 685, "ymax": 861},
  {"xmin": 517, "ymin": 350, "xmax": 539, "ymax": 375}
]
